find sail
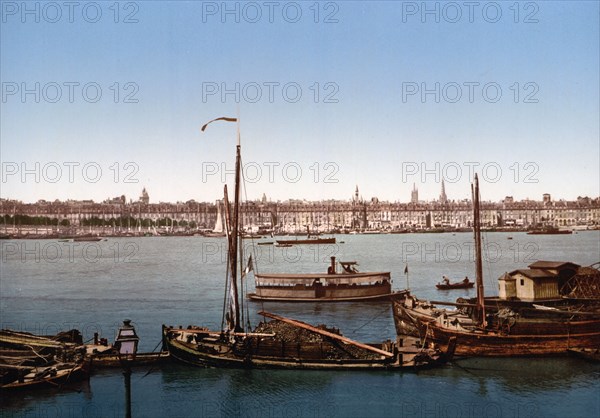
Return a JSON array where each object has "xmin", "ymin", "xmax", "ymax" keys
[
  {"xmin": 472, "ymin": 174, "xmax": 486, "ymax": 326},
  {"xmin": 213, "ymin": 200, "xmax": 224, "ymax": 233},
  {"xmin": 222, "ymin": 186, "xmax": 238, "ymax": 332}
]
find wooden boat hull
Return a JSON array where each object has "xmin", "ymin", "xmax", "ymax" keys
[
  {"xmin": 392, "ymin": 296, "xmax": 600, "ymax": 355},
  {"xmin": 163, "ymin": 326, "xmax": 396, "ymax": 370},
  {"xmin": 526, "ymin": 230, "xmax": 572, "ymax": 235},
  {"xmin": 276, "ymin": 238, "xmax": 336, "ymax": 245},
  {"xmin": 427, "ymin": 322, "xmax": 600, "ymax": 356},
  {"xmin": 392, "ymin": 294, "xmax": 446, "ymax": 338},
  {"xmin": 162, "ymin": 324, "xmax": 451, "ymax": 370},
  {"xmin": 436, "ymin": 282, "xmax": 474, "ymax": 290},
  {"xmin": 1, "ymin": 364, "xmax": 88, "ymax": 391},
  {"xmin": 87, "ymin": 352, "xmax": 170, "ymax": 368},
  {"xmin": 247, "ymin": 291, "xmax": 402, "ymax": 302},
  {"xmin": 252, "ymin": 271, "xmax": 396, "ymax": 302}
]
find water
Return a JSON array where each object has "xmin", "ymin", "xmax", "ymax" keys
[{"xmin": 1, "ymin": 232, "xmax": 599, "ymax": 417}]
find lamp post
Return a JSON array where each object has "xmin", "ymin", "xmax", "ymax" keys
[{"xmin": 115, "ymin": 320, "xmax": 139, "ymax": 418}]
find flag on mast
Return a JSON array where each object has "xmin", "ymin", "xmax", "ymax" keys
[
  {"xmin": 201, "ymin": 117, "xmax": 238, "ymax": 132},
  {"xmin": 242, "ymin": 255, "xmax": 253, "ymax": 280}
]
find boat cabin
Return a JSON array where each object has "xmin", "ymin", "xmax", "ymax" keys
[
  {"xmin": 249, "ymin": 257, "xmax": 394, "ymax": 301},
  {"xmin": 498, "ymin": 261, "xmax": 582, "ymax": 301}
]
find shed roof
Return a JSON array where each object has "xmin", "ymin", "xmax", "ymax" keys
[
  {"xmin": 528, "ymin": 261, "xmax": 581, "ymax": 270},
  {"xmin": 510, "ymin": 269, "xmax": 558, "ymax": 279},
  {"xmin": 498, "ymin": 272, "xmax": 515, "ymax": 281}
]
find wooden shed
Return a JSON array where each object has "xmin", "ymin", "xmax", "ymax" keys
[{"xmin": 508, "ymin": 269, "xmax": 560, "ymax": 301}]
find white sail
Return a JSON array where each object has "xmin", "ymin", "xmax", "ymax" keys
[{"xmin": 213, "ymin": 200, "xmax": 224, "ymax": 233}]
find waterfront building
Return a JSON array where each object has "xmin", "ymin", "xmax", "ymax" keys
[{"xmin": 1, "ymin": 188, "xmax": 598, "ymax": 235}]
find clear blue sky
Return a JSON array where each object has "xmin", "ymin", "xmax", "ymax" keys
[{"xmin": 1, "ymin": 1, "xmax": 598, "ymax": 204}]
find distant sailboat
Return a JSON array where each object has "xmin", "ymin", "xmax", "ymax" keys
[
  {"xmin": 203, "ymin": 200, "xmax": 226, "ymax": 237},
  {"xmin": 213, "ymin": 201, "xmax": 224, "ymax": 233}
]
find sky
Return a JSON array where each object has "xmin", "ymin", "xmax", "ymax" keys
[{"xmin": 1, "ymin": 1, "xmax": 599, "ymax": 204}]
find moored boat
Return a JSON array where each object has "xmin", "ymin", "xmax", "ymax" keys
[
  {"xmin": 392, "ymin": 175, "xmax": 600, "ymax": 356},
  {"xmin": 248, "ymin": 257, "xmax": 404, "ymax": 302},
  {"xmin": 0, "ymin": 329, "xmax": 89, "ymax": 391},
  {"xmin": 527, "ymin": 226, "xmax": 572, "ymax": 235},
  {"xmin": 276, "ymin": 225, "xmax": 335, "ymax": 244},
  {"xmin": 1, "ymin": 363, "xmax": 88, "ymax": 391},
  {"xmin": 162, "ymin": 116, "xmax": 451, "ymax": 370}
]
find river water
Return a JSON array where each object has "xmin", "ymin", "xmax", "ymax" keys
[{"xmin": 1, "ymin": 231, "xmax": 599, "ymax": 417}]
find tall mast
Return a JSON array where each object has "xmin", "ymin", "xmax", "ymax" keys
[
  {"xmin": 231, "ymin": 122, "xmax": 242, "ymax": 332},
  {"xmin": 472, "ymin": 174, "xmax": 486, "ymax": 327},
  {"xmin": 201, "ymin": 116, "xmax": 242, "ymax": 332}
]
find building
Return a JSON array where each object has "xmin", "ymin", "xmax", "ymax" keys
[
  {"xmin": 498, "ymin": 261, "xmax": 581, "ymax": 301},
  {"xmin": 1, "ymin": 189, "xmax": 599, "ymax": 234}
]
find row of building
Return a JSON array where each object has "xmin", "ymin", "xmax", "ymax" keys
[{"xmin": 1, "ymin": 186, "xmax": 599, "ymax": 232}]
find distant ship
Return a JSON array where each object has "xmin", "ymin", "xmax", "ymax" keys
[
  {"xmin": 527, "ymin": 226, "xmax": 572, "ymax": 235},
  {"xmin": 276, "ymin": 226, "xmax": 335, "ymax": 245}
]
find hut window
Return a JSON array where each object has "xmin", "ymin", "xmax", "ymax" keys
[{"xmin": 520, "ymin": 279, "xmax": 524, "ymax": 286}]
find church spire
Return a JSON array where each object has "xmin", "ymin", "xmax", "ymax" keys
[{"xmin": 440, "ymin": 179, "xmax": 447, "ymax": 203}]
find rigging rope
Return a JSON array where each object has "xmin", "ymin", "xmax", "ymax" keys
[{"xmin": 351, "ymin": 305, "xmax": 391, "ymax": 334}]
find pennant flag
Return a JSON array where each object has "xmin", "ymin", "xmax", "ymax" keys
[
  {"xmin": 404, "ymin": 264, "xmax": 409, "ymax": 274},
  {"xmin": 201, "ymin": 117, "xmax": 238, "ymax": 132},
  {"xmin": 242, "ymin": 255, "xmax": 253, "ymax": 280}
]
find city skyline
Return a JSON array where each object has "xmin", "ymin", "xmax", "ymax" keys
[
  {"xmin": 2, "ymin": 181, "xmax": 598, "ymax": 206},
  {"xmin": 2, "ymin": 2, "xmax": 598, "ymax": 205}
]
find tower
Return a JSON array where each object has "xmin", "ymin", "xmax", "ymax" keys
[
  {"xmin": 411, "ymin": 183, "xmax": 418, "ymax": 204},
  {"xmin": 139, "ymin": 187, "xmax": 149, "ymax": 204},
  {"xmin": 440, "ymin": 179, "xmax": 447, "ymax": 204}
]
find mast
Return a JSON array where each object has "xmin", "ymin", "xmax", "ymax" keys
[
  {"xmin": 472, "ymin": 174, "xmax": 486, "ymax": 326},
  {"xmin": 201, "ymin": 115, "xmax": 242, "ymax": 333},
  {"xmin": 231, "ymin": 125, "xmax": 243, "ymax": 332}
]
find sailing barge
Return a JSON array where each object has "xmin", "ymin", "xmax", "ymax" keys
[
  {"xmin": 248, "ymin": 257, "xmax": 404, "ymax": 302},
  {"xmin": 163, "ymin": 312, "xmax": 453, "ymax": 370},
  {"xmin": 162, "ymin": 117, "xmax": 452, "ymax": 370},
  {"xmin": 392, "ymin": 175, "xmax": 600, "ymax": 356},
  {"xmin": 0, "ymin": 329, "xmax": 89, "ymax": 391}
]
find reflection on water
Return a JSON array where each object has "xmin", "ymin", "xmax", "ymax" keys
[
  {"xmin": 1, "ymin": 232, "xmax": 599, "ymax": 417},
  {"xmin": 446, "ymin": 357, "xmax": 600, "ymax": 393}
]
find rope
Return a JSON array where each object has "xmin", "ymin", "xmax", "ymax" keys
[
  {"xmin": 141, "ymin": 339, "xmax": 168, "ymax": 379},
  {"xmin": 24, "ymin": 345, "xmax": 50, "ymax": 364},
  {"xmin": 350, "ymin": 305, "xmax": 391, "ymax": 334}
]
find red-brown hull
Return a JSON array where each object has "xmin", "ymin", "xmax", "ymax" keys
[{"xmin": 428, "ymin": 323, "xmax": 600, "ymax": 356}]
